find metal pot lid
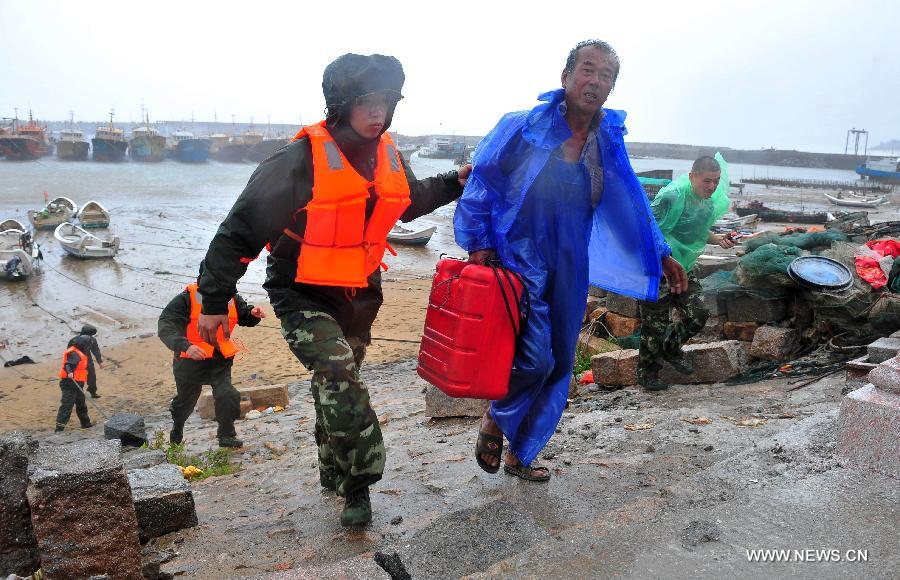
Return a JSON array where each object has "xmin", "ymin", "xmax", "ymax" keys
[{"xmin": 787, "ymin": 256, "xmax": 853, "ymax": 291}]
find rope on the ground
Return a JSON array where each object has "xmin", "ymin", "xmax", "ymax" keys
[{"xmin": 45, "ymin": 263, "xmax": 164, "ymax": 310}]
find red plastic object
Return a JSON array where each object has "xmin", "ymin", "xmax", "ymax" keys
[
  {"xmin": 580, "ymin": 370, "xmax": 594, "ymax": 384},
  {"xmin": 417, "ymin": 258, "xmax": 525, "ymax": 400}
]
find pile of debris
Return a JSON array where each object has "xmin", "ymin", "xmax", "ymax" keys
[{"xmin": 585, "ymin": 216, "xmax": 900, "ymax": 390}]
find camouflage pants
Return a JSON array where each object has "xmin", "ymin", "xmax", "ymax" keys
[
  {"xmin": 638, "ymin": 271, "xmax": 709, "ymax": 380},
  {"xmin": 280, "ymin": 310, "xmax": 384, "ymax": 496}
]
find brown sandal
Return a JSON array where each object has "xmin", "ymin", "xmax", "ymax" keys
[{"xmin": 503, "ymin": 460, "xmax": 551, "ymax": 482}]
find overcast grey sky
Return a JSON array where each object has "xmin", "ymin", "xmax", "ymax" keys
[{"xmin": 1, "ymin": 0, "xmax": 897, "ymax": 153}]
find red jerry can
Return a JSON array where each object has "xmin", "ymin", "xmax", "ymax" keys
[{"xmin": 417, "ymin": 258, "xmax": 526, "ymax": 400}]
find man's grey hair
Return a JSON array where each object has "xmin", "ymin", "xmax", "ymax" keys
[{"xmin": 564, "ymin": 40, "xmax": 620, "ymax": 84}]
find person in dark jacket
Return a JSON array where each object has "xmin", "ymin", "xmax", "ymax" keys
[
  {"xmin": 67, "ymin": 324, "xmax": 104, "ymax": 398},
  {"xmin": 193, "ymin": 53, "xmax": 470, "ymax": 527},
  {"xmin": 55, "ymin": 335, "xmax": 94, "ymax": 431},
  {"xmin": 158, "ymin": 286, "xmax": 264, "ymax": 448}
]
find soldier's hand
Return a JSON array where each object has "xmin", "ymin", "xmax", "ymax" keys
[
  {"xmin": 718, "ymin": 234, "xmax": 736, "ymax": 249},
  {"xmin": 98, "ymin": 361, "xmax": 104, "ymax": 369},
  {"xmin": 662, "ymin": 255, "xmax": 687, "ymax": 295},
  {"xmin": 250, "ymin": 306, "xmax": 266, "ymax": 319},
  {"xmin": 184, "ymin": 345, "xmax": 209, "ymax": 360},
  {"xmin": 198, "ymin": 313, "xmax": 229, "ymax": 344}
]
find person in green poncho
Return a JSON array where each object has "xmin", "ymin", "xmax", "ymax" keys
[{"xmin": 638, "ymin": 154, "xmax": 733, "ymax": 391}]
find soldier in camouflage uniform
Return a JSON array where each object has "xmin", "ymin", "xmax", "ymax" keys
[
  {"xmin": 637, "ymin": 271, "xmax": 708, "ymax": 389},
  {"xmin": 280, "ymin": 310, "xmax": 382, "ymax": 493},
  {"xmin": 638, "ymin": 155, "xmax": 733, "ymax": 391},
  {"xmin": 193, "ymin": 54, "xmax": 469, "ymax": 526}
]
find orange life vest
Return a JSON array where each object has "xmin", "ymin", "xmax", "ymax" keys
[
  {"xmin": 290, "ymin": 121, "xmax": 411, "ymax": 288},
  {"xmin": 58, "ymin": 346, "xmax": 88, "ymax": 382},
  {"xmin": 182, "ymin": 283, "xmax": 239, "ymax": 359}
]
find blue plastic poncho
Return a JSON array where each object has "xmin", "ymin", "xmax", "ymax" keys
[{"xmin": 454, "ymin": 89, "xmax": 670, "ymax": 465}]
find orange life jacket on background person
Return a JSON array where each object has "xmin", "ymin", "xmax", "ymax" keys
[
  {"xmin": 290, "ymin": 121, "xmax": 411, "ymax": 288},
  {"xmin": 182, "ymin": 283, "xmax": 239, "ymax": 359},
  {"xmin": 58, "ymin": 347, "xmax": 88, "ymax": 382}
]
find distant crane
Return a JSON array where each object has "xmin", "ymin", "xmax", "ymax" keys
[{"xmin": 845, "ymin": 128, "xmax": 868, "ymax": 156}]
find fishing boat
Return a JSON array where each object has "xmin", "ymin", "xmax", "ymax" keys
[
  {"xmin": 419, "ymin": 136, "xmax": 466, "ymax": 160},
  {"xmin": 0, "ymin": 111, "xmax": 54, "ymax": 160},
  {"xmin": 247, "ymin": 136, "xmax": 289, "ymax": 163},
  {"xmin": 169, "ymin": 129, "xmax": 211, "ymax": 163},
  {"xmin": 214, "ymin": 126, "xmax": 262, "ymax": 163},
  {"xmin": 855, "ymin": 157, "xmax": 900, "ymax": 185},
  {"xmin": 78, "ymin": 201, "xmax": 111, "ymax": 228},
  {"xmin": 387, "ymin": 225, "xmax": 436, "ymax": 246},
  {"xmin": 54, "ymin": 223, "xmax": 119, "ymax": 259},
  {"xmin": 129, "ymin": 109, "xmax": 166, "ymax": 162},
  {"xmin": 28, "ymin": 197, "xmax": 78, "ymax": 230},
  {"xmin": 92, "ymin": 110, "xmax": 128, "ymax": 162},
  {"xmin": 733, "ymin": 201, "xmax": 828, "ymax": 224},
  {"xmin": 823, "ymin": 192, "xmax": 885, "ymax": 208},
  {"xmin": 1, "ymin": 220, "xmax": 40, "ymax": 280},
  {"xmin": 57, "ymin": 114, "xmax": 90, "ymax": 161},
  {"xmin": 0, "ymin": 219, "xmax": 27, "ymax": 231},
  {"xmin": 714, "ymin": 213, "xmax": 758, "ymax": 229}
]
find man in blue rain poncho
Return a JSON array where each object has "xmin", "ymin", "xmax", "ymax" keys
[
  {"xmin": 638, "ymin": 154, "xmax": 733, "ymax": 391},
  {"xmin": 455, "ymin": 40, "xmax": 686, "ymax": 481}
]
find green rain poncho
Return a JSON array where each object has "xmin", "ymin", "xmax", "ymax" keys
[{"xmin": 650, "ymin": 152, "xmax": 730, "ymax": 271}]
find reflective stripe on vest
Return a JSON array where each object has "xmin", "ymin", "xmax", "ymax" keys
[
  {"xmin": 182, "ymin": 283, "xmax": 239, "ymax": 359},
  {"xmin": 58, "ymin": 347, "xmax": 88, "ymax": 382},
  {"xmin": 290, "ymin": 121, "xmax": 412, "ymax": 288}
]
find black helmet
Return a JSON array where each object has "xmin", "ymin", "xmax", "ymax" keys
[
  {"xmin": 322, "ymin": 54, "xmax": 404, "ymax": 127},
  {"xmin": 78, "ymin": 324, "xmax": 97, "ymax": 336}
]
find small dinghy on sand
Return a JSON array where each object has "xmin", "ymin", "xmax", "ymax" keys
[
  {"xmin": 387, "ymin": 225, "xmax": 436, "ymax": 246},
  {"xmin": 54, "ymin": 222, "xmax": 119, "ymax": 258},
  {"xmin": 1, "ymin": 219, "xmax": 40, "ymax": 279},
  {"xmin": 28, "ymin": 196, "xmax": 78, "ymax": 230},
  {"xmin": 824, "ymin": 192, "xmax": 885, "ymax": 208},
  {"xmin": 78, "ymin": 200, "xmax": 111, "ymax": 228}
]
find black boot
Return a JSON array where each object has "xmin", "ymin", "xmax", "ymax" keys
[
  {"xmin": 218, "ymin": 436, "xmax": 244, "ymax": 448},
  {"xmin": 170, "ymin": 424, "xmax": 184, "ymax": 445},
  {"xmin": 341, "ymin": 487, "xmax": 372, "ymax": 527},
  {"xmin": 639, "ymin": 374, "xmax": 669, "ymax": 392}
]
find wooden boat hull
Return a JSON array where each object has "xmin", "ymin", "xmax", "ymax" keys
[
  {"xmin": 28, "ymin": 197, "xmax": 79, "ymax": 230},
  {"xmin": 734, "ymin": 205, "xmax": 828, "ymax": 224},
  {"xmin": 78, "ymin": 201, "xmax": 111, "ymax": 229}
]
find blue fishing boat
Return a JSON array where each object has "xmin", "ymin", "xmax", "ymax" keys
[
  {"xmin": 856, "ymin": 158, "xmax": 900, "ymax": 184},
  {"xmin": 169, "ymin": 130, "xmax": 210, "ymax": 163}
]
